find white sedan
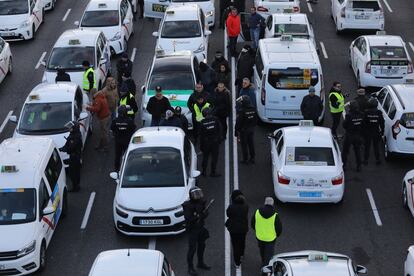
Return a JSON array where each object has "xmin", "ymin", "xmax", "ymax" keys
[
  {"xmin": 349, "ymin": 33, "xmax": 414, "ymax": 88},
  {"xmin": 110, "ymin": 127, "xmax": 200, "ymax": 236},
  {"xmin": 402, "ymin": 169, "xmax": 414, "ymax": 216},
  {"xmin": 0, "ymin": 37, "xmax": 12, "ymax": 84},
  {"xmin": 270, "ymin": 121, "xmax": 344, "ymax": 203},
  {"xmin": 254, "ymin": 0, "xmax": 300, "ymax": 15}
]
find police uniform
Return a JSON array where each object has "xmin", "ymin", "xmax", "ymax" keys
[
  {"xmin": 235, "ymin": 98, "xmax": 257, "ymax": 164},
  {"xmin": 363, "ymin": 100, "xmax": 384, "ymax": 165},
  {"xmin": 119, "ymin": 91, "xmax": 138, "ymax": 120},
  {"xmin": 59, "ymin": 123, "xmax": 83, "ymax": 192},
  {"xmin": 199, "ymin": 111, "xmax": 222, "ymax": 177},
  {"xmin": 342, "ymin": 102, "xmax": 364, "ymax": 171}
]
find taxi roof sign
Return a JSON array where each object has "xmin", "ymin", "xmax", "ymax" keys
[
  {"xmin": 68, "ymin": 39, "xmax": 81, "ymax": 45},
  {"xmin": 299, "ymin": 120, "xmax": 314, "ymax": 127},
  {"xmin": 1, "ymin": 165, "xmax": 18, "ymax": 173},
  {"xmin": 283, "ymin": 8, "xmax": 294, "ymax": 13},
  {"xmin": 132, "ymin": 136, "xmax": 144, "ymax": 144},
  {"xmin": 376, "ymin": 31, "xmax": 386, "ymax": 36},
  {"xmin": 98, "ymin": 3, "xmax": 107, "ymax": 8},
  {"xmin": 281, "ymin": 35, "xmax": 293, "ymax": 42},
  {"xmin": 166, "ymin": 10, "xmax": 175, "ymax": 15},
  {"xmin": 29, "ymin": 94, "xmax": 40, "ymax": 101},
  {"xmin": 308, "ymin": 253, "xmax": 328, "ymax": 262}
]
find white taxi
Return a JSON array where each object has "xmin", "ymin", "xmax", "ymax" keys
[
  {"xmin": 0, "ymin": 37, "xmax": 12, "ymax": 84},
  {"xmin": 262, "ymin": 251, "xmax": 367, "ymax": 276},
  {"xmin": 153, "ymin": 4, "xmax": 211, "ymax": 62},
  {"xmin": 331, "ymin": 0, "xmax": 384, "ymax": 33},
  {"xmin": 142, "ymin": 51, "xmax": 197, "ymax": 128},
  {"xmin": 10, "ymin": 83, "xmax": 91, "ymax": 164},
  {"xmin": 405, "ymin": 245, "xmax": 414, "ymax": 276},
  {"xmin": 0, "ymin": 137, "xmax": 67, "ymax": 275},
  {"xmin": 42, "ymin": 29, "xmax": 111, "ymax": 90},
  {"xmin": 110, "ymin": 127, "xmax": 200, "ymax": 236},
  {"xmin": 402, "ymin": 170, "xmax": 414, "ymax": 217},
  {"xmin": 270, "ymin": 121, "xmax": 344, "ymax": 203},
  {"xmin": 0, "ymin": 0, "xmax": 44, "ymax": 40},
  {"xmin": 254, "ymin": 0, "xmax": 300, "ymax": 15},
  {"xmin": 42, "ymin": 0, "xmax": 57, "ymax": 11},
  {"xmin": 350, "ymin": 33, "xmax": 414, "ymax": 88},
  {"xmin": 78, "ymin": 0, "xmax": 134, "ymax": 55},
  {"xmin": 89, "ymin": 249, "xmax": 175, "ymax": 276}
]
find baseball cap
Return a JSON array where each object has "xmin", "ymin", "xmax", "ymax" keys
[
  {"xmin": 308, "ymin": 86, "xmax": 316, "ymax": 93},
  {"xmin": 155, "ymin": 86, "xmax": 162, "ymax": 92}
]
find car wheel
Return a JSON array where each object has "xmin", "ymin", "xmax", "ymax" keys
[
  {"xmin": 42, "ymin": 9, "xmax": 45, "ymax": 22},
  {"xmin": 403, "ymin": 183, "xmax": 409, "ymax": 209},
  {"xmin": 8, "ymin": 57, "xmax": 12, "ymax": 74},
  {"xmin": 61, "ymin": 189, "xmax": 68, "ymax": 218},
  {"xmin": 31, "ymin": 25, "xmax": 36, "ymax": 40},
  {"xmin": 38, "ymin": 242, "xmax": 47, "ymax": 272}
]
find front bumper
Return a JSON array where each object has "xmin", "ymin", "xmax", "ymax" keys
[
  {"xmin": 0, "ymin": 26, "xmax": 32, "ymax": 41},
  {"xmin": 109, "ymin": 39, "xmax": 125, "ymax": 55},
  {"xmin": 0, "ymin": 249, "xmax": 39, "ymax": 275}
]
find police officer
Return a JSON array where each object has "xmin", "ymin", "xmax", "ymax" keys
[
  {"xmin": 111, "ymin": 106, "xmax": 136, "ymax": 171},
  {"xmin": 59, "ymin": 121, "xmax": 83, "ymax": 192},
  {"xmin": 119, "ymin": 85, "xmax": 138, "ymax": 120},
  {"xmin": 363, "ymin": 98, "xmax": 384, "ymax": 165},
  {"xmin": 199, "ymin": 108, "xmax": 222, "ymax": 177},
  {"xmin": 183, "ymin": 187, "xmax": 211, "ymax": 276},
  {"xmin": 235, "ymin": 95, "xmax": 257, "ymax": 164},
  {"xmin": 342, "ymin": 101, "xmax": 364, "ymax": 172},
  {"xmin": 354, "ymin": 88, "xmax": 369, "ymax": 113},
  {"xmin": 55, "ymin": 68, "xmax": 71, "ymax": 82},
  {"xmin": 82, "ymin": 60, "xmax": 96, "ymax": 94}
]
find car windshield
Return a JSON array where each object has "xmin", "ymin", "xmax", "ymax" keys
[
  {"xmin": 285, "ymin": 147, "xmax": 335, "ymax": 166},
  {"xmin": 268, "ymin": 68, "xmax": 319, "ymax": 90},
  {"xmin": 47, "ymin": 47, "xmax": 95, "ymax": 70},
  {"xmin": 274, "ymin": 24, "xmax": 309, "ymax": 37},
  {"xmin": 0, "ymin": 0, "xmax": 28, "ymax": 15},
  {"xmin": 81, "ymin": 10, "xmax": 119, "ymax": 27},
  {"xmin": 149, "ymin": 71, "xmax": 195, "ymax": 91},
  {"xmin": 0, "ymin": 188, "xmax": 36, "ymax": 225},
  {"xmin": 161, "ymin": 21, "xmax": 201, "ymax": 38},
  {"xmin": 121, "ymin": 147, "xmax": 185, "ymax": 188},
  {"xmin": 18, "ymin": 102, "xmax": 72, "ymax": 135},
  {"xmin": 370, "ymin": 46, "xmax": 407, "ymax": 60}
]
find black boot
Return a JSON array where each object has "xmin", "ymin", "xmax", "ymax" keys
[{"xmin": 197, "ymin": 262, "xmax": 211, "ymax": 270}]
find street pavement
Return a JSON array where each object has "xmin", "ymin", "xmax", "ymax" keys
[{"xmin": 0, "ymin": 0, "xmax": 413, "ymax": 275}]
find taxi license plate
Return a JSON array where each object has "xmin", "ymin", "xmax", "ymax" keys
[
  {"xmin": 355, "ymin": 15, "xmax": 369, "ymax": 20},
  {"xmin": 299, "ymin": 192, "xmax": 322, "ymax": 198},
  {"xmin": 283, "ymin": 110, "xmax": 301, "ymax": 116},
  {"xmin": 381, "ymin": 68, "xmax": 399, "ymax": 75},
  {"xmin": 139, "ymin": 219, "xmax": 163, "ymax": 225},
  {"xmin": 152, "ymin": 4, "xmax": 167, "ymax": 12},
  {"xmin": 0, "ymin": 32, "xmax": 14, "ymax": 37}
]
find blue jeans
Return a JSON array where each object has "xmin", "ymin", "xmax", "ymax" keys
[{"xmin": 250, "ymin": 28, "xmax": 260, "ymax": 49}]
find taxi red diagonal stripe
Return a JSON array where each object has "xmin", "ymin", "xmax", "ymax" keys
[
  {"xmin": 0, "ymin": 66, "xmax": 6, "ymax": 76},
  {"xmin": 99, "ymin": 67, "xmax": 105, "ymax": 76},
  {"xmin": 123, "ymin": 24, "xmax": 130, "ymax": 36},
  {"xmin": 42, "ymin": 216, "xmax": 55, "ymax": 230},
  {"xmin": 33, "ymin": 13, "xmax": 41, "ymax": 23},
  {"xmin": 78, "ymin": 122, "xmax": 86, "ymax": 130}
]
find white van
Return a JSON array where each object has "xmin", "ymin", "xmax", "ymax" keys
[
  {"xmin": 0, "ymin": 137, "xmax": 67, "ymax": 275},
  {"xmin": 254, "ymin": 35, "xmax": 324, "ymax": 124}
]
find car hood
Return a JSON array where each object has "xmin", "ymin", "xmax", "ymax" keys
[
  {"xmin": 158, "ymin": 37, "xmax": 204, "ymax": 53},
  {"xmin": 81, "ymin": 26, "xmax": 120, "ymax": 41},
  {"xmin": 0, "ymin": 222, "xmax": 35, "ymax": 251},
  {"xmin": 116, "ymin": 186, "xmax": 188, "ymax": 211},
  {"xmin": 0, "ymin": 14, "xmax": 29, "ymax": 27}
]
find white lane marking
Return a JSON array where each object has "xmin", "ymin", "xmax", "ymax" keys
[
  {"xmin": 319, "ymin": 42, "xmax": 328, "ymax": 59},
  {"xmin": 366, "ymin": 188, "xmax": 383, "ymax": 226},
  {"xmin": 35, "ymin": 51, "xmax": 47, "ymax": 69},
  {"xmin": 307, "ymin": 2, "xmax": 313, "ymax": 13},
  {"xmin": 148, "ymin": 237, "xmax": 156, "ymax": 250},
  {"xmin": 224, "ymin": 27, "xmax": 228, "ymax": 59},
  {"xmin": 409, "ymin": 42, "xmax": 414, "ymax": 54},
  {"xmin": 130, "ymin": 48, "xmax": 137, "ymax": 62},
  {"xmin": 80, "ymin": 192, "xmax": 96, "ymax": 229},
  {"xmin": 0, "ymin": 110, "xmax": 13, "ymax": 134},
  {"xmin": 381, "ymin": 0, "xmax": 392, "ymax": 12},
  {"xmin": 62, "ymin": 8, "xmax": 71, "ymax": 22},
  {"xmin": 231, "ymin": 57, "xmax": 239, "ymax": 190}
]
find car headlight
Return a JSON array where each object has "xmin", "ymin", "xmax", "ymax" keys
[
  {"xmin": 20, "ymin": 20, "xmax": 30, "ymax": 28},
  {"xmin": 206, "ymin": 11, "xmax": 214, "ymax": 17},
  {"xmin": 110, "ymin": 32, "xmax": 122, "ymax": 41},
  {"xmin": 194, "ymin": 44, "xmax": 205, "ymax": 53},
  {"xmin": 17, "ymin": 240, "xmax": 36, "ymax": 258}
]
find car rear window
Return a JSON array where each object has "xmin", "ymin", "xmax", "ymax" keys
[
  {"xmin": 370, "ymin": 46, "xmax": 407, "ymax": 60},
  {"xmin": 400, "ymin": 113, "xmax": 414, "ymax": 129},
  {"xmin": 268, "ymin": 68, "xmax": 318, "ymax": 90},
  {"xmin": 285, "ymin": 147, "xmax": 335, "ymax": 166},
  {"xmin": 274, "ymin": 24, "xmax": 309, "ymax": 37},
  {"xmin": 351, "ymin": 1, "xmax": 380, "ymax": 11}
]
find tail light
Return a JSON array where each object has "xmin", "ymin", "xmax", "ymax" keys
[
  {"xmin": 340, "ymin": 7, "xmax": 346, "ymax": 18},
  {"xmin": 277, "ymin": 171, "xmax": 290, "ymax": 185},
  {"xmin": 408, "ymin": 62, "xmax": 413, "ymax": 74},
  {"xmin": 293, "ymin": 6, "xmax": 300, "ymax": 12},
  {"xmin": 392, "ymin": 120, "xmax": 401, "ymax": 139},
  {"xmin": 332, "ymin": 173, "xmax": 343, "ymax": 185},
  {"xmin": 365, "ymin": 61, "xmax": 371, "ymax": 73},
  {"xmin": 261, "ymin": 74, "xmax": 267, "ymax": 105},
  {"xmin": 257, "ymin": 6, "xmax": 268, "ymax": 12}
]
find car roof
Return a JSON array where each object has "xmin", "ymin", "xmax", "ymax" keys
[
  {"xmin": 0, "ymin": 137, "xmax": 54, "ymax": 189},
  {"xmin": 90, "ymin": 249, "xmax": 163, "ymax": 276},
  {"xmin": 260, "ymin": 38, "xmax": 318, "ymax": 64},
  {"xmin": 165, "ymin": 4, "xmax": 199, "ymax": 21},
  {"xmin": 388, "ymin": 84, "xmax": 414, "ymax": 110},
  {"xmin": 86, "ymin": 0, "xmax": 120, "ymax": 11},
  {"xmin": 54, "ymin": 29, "xmax": 101, "ymax": 48},
  {"xmin": 364, "ymin": 35, "xmax": 404, "ymax": 47},
  {"xmin": 153, "ymin": 54, "xmax": 193, "ymax": 72},
  {"xmin": 128, "ymin": 127, "xmax": 186, "ymax": 150},
  {"xmin": 273, "ymin": 13, "xmax": 308, "ymax": 24},
  {"xmin": 282, "ymin": 126, "xmax": 333, "ymax": 147},
  {"xmin": 25, "ymin": 82, "xmax": 78, "ymax": 104}
]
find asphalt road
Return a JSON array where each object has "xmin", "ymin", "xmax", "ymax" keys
[{"xmin": 0, "ymin": 0, "xmax": 413, "ymax": 275}]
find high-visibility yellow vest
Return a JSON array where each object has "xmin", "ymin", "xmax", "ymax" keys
[
  {"xmin": 120, "ymin": 94, "xmax": 135, "ymax": 115},
  {"xmin": 255, "ymin": 210, "xmax": 277, "ymax": 242},
  {"xmin": 329, "ymin": 92, "xmax": 345, "ymax": 113},
  {"xmin": 83, "ymin": 67, "xmax": 96, "ymax": 91},
  {"xmin": 194, "ymin": 103, "xmax": 210, "ymax": 122}
]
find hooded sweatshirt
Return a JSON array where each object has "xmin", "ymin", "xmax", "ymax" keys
[
  {"xmin": 251, "ymin": 204, "xmax": 283, "ymax": 240},
  {"xmin": 226, "ymin": 190, "xmax": 249, "ymax": 234},
  {"xmin": 226, "ymin": 13, "xmax": 241, "ymax": 37}
]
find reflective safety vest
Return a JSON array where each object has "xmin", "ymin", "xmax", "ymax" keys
[
  {"xmin": 194, "ymin": 103, "xmax": 210, "ymax": 122},
  {"xmin": 83, "ymin": 67, "xmax": 96, "ymax": 91},
  {"xmin": 120, "ymin": 93, "xmax": 135, "ymax": 115},
  {"xmin": 255, "ymin": 210, "xmax": 277, "ymax": 242},
  {"xmin": 329, "ymin": 92, "xmax": 345, "ymax": 113}
]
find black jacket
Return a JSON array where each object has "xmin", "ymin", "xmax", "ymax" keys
[
  {"xmin": 217, "ymin": 71, "xmax": 231, "ymax": 88},
  {"xmin": 251, "ymin": 205, "xmax": 282, "ymax": 239},
  {"xmin": 175, "ymin": 114, "xmax": 189, "ymax": 134},
  {"xmin": 211, "ymin": 57, "xmax": 229, "ymax": 73},
  {"xmin": 364, "ymin": 107, "xmax": 384, "ymax": 136},
  {"xmin": 235, "ymin": 106, "xmax": 257, "ymax": 135},
  {"xmin": 211, "ymin": 88, "xmax": 231, "ymax": 118},
  {"xmin": 110, "ymin": 115, "xmax": 136, "ymax": 145},
  {"xmin": 116, "ymin": 59, "xmax": 133, "ymax": 78},
  {"xmin": 183, "ymin": 199, "xmax": 208, "ymax": 230},
  {"xmin": 60, "ymin": 128, "xmax": 82, "ymax": 162},
  {"xmin": 121, "ymin": 78, "xmax": 137, "ymax": 96},
  {"xmin": 55, "ymin": 72, "xmax": 71, "ymax": 82},
  {"xmin": 187, "ymin": 90, "xmax": 210, "ymax": 113},
  {"xmin": 236, "ymin": 49, "xmax": 255, "ymax": 81},
  {"xmin": 146, "ymin": 96, "xmax": 171, "ymax": 121},
  {"xmin": 199, "ymin": 115, "xmax": 222, "ymax": 146},
  {"xmin": 300, "ymin": 95, "xmax": 323, "ymax": 121},
  {"xmin": 343, "ymin": 110, "xmax": 364, "ymax": 136},
  {"xmin": 354, "ymin": 95, "xmax": 369, "ymax": 113},
  {"xmin": 120, "ymin": 93, "xmax": 139, "ymax": 115},
  {"xmin": 226, "ymin": 192, "xmax": 249, "ymax": 234},
  {"xmin": 160, "ymin": 116, "xmax": 182, "ymax": 128}
]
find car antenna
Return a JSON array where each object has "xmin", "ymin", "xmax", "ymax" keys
[
  {"xmin": 127, "ymin": 248, "xmax": 130, "ymax": 257},
  {"xmin": 307, "ymin": 130, "xmax": 312, "ymax": 143}
]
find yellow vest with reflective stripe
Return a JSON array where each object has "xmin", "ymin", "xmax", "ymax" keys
[
  {"xmin": 120, "ymin": 94, "xmax": 135, "ymax": 115},
  {"xmin": 194, "ymin": 103, "xmax": 210, "ymax": 122},
  {"xmin": 255, "ymin": 210, "xmax": 277, "ymax": 242},
  {"xmin": 329, "ymin": 92, "xmax": 345, "ymax": 113},
  {"xmin": 83, "ymin": 67, "xmax": 96, "ymax": 91}
]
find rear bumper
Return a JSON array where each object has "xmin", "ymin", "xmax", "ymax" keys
[
  {"xmin": 337, "ymin": 19, "xmax": 384, "ymax": 31},
  {"xmin": 360, "ymin": 72, "xmax": 414, "ymax": 87},
  {"xmin": 274, "ymin": 183, "xmax": 345, "ymax": 203}
]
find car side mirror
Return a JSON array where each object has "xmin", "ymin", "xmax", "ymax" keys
[
  {"xmin": 191, "ymin": 170, "xmax": 201, "ymax": 178},
  {"xmin": 42, "ymin": 206, "xmax": 55, "ymax": 216},
  {"xmin": 152, "ymin": 31, "xmax": 159, "ymax": 37},
  {"xmin": 40, "ymin": 60, "xmax": 46, "ymax": 67},
  {"xmin": 110, "ymin": 172, "xmax": 119, "ymax": 181},
  {"xmin": 141, "ymin": 85, "xmax": 146, "ymax": 93},
  {"xmin": 261, "ymin": 265, "xmax": 273, "ymax": 273},
  {"xmin": 205, "ymin": 30, "xmax": 212, "ymax": 36},
  {"xmin": 74, "ymin": 21, "xmax": 80, "ymax": 27},
  {"xmin": 79, "ymin": 112, "xmax": 88, "ymax": 121},
  {"xmin": 9, "ymin": 115, "xmax": 17, "ymax": 123},
  {"xmin": 123, "ymin": 19, "xmax": 130, "ymax": 25},
  {"xmin": 356, "ymin": 265, "xmax": 367, "ymax": 274}
]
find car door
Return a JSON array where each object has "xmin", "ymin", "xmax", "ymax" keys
[
  {"xmin": 144, "ymin": 0, "xmax": 169, "ymax": 19},
  {"xmin": 96, "ymin": 34, "xmax": 109, "ymax": 84},
  {"xmin": 351, "ymin": 37, "xmax": 363, "ymax": 74},
  {"xmin": 380, "ymin": 91, "xmax": 393, "ymax": 143},
  {"xmin": 121, "ymin": 0, "xmax": 133, "ymax": 40},
  {"xmin": 271, "ymin": 130, "xmax": 284, "ymax": 180},
  {"xmin": 0, "ymin": 39, "xmax": 6, "ymax": 83},
  {"xmin": 31, "ymin": 0, "xmax": 43, "ymax": 30},
  {"xmin": 38, "ymin": 178, "xmax": 53, "ymax": 243},
  {"xmin": 264, "ymin": 15, "xmax": 273, "ymax": 38},
  {"xmin": 237, "ymin": 12, "xmax": 251, "ymax": 42},
  {"xmin": 74, "ymin": 88, "xmax": 89, "ymax": 145}
]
